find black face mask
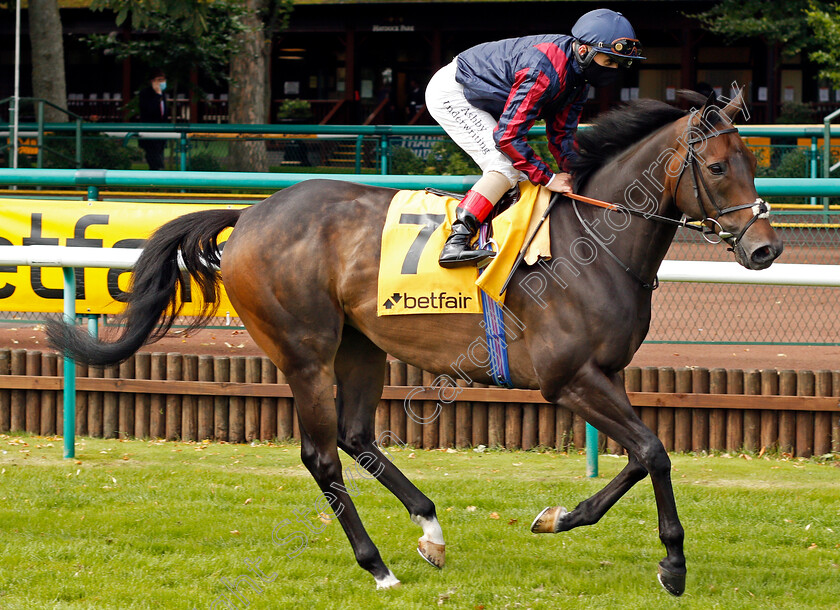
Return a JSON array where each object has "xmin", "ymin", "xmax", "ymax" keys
[{"xmin": 583, "ymin": 63, "xmax": 619, "ymax": 87}]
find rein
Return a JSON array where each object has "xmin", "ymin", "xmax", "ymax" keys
[{"xmin": 569, "ymin": 119, "xmax": 771, "ymax": 290}]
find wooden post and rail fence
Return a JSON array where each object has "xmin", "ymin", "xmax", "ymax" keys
[{"xmin": 1, "ymin": 348, "xmax": 838, "ymax": 457}]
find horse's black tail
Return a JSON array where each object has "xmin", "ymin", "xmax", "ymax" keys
[{"xmin": 46, "ymin": 208, "xmax": 243, "ymax": 366}]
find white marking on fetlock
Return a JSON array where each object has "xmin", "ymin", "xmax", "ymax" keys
[
  {"xmin": 411, "ymin": 514, "xmax": 445, "ymax": 545},
  {"xmin": 374, "ymin": 569, "xmax": 401, "ymax": 590}
]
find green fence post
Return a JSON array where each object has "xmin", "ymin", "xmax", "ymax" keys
[
  {"xmin": 8, "ymin": 96, "xmax": 15, "ymax": 168},
  {"xmin": 380, "ymin": 135, "xmax": 388, "ymax": 175},
  {"xmin": 87, "ymin": 314, "xmax": 99, "ymax": 339},
  {"xmin": 87, "ymin": 186, "xmax": 99, "ymax": 201},
  {"xmin": 62, "ymin": 267, "xmax": 76, "ymax": 459},
  {"xmin": 586, "ymin": 423, "xmax": 599, "ymax": 477},
  {"xmin": 75, "ymin": 119, "xmax": 82, "ymax": 169},
  {"xmin": 809, "ymin": 136, "xmax": 818, "ymax": 209},
  {"xmin": 37, "ymin": 100, "xmax": 44, "ymax": 169},
  {"xmin": 180, "ymin": 132, "xmax": 188, "ymax": 171},
  {"xmin": 355, "ymin": 135, "xmax": 363, "ymax": 174}
]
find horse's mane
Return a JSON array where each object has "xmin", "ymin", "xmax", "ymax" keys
[{"xmin": 571, "ymin": 99, "xmax": 688, "ymax": 192}]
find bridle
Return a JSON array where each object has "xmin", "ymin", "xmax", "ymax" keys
[
  {"xmin": 571, "ymin": 112, "xmax": 771, "ymax": 290},
  {"xmin": 673, "ymin": 115, "xmax": 771, "ymax": 248}
]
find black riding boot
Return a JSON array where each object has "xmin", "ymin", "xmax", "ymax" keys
[{"xmin": 439, "ymin": 206, "xmax": 496, "ymax": 268}]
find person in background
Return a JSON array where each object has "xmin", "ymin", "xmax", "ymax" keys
[
  {"xmin": 426, "ymin": 8, "xmax": 644, "ymax": 267},
  {"xmin": 406, "ymin": 79, "xmax": 425, "ymax": 121},
  {"xmin": 138, "ymin": 69, "xmax": 168, "ymax": 171}
]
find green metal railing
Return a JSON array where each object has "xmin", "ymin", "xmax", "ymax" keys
[
  {"xmin": 2, "ymin": 167, "xmax": 839, "ymax": 198},
  {"xmin": 1, "ymin": 98, "xmax": 84, "ymax": 168},
  {"xmin": 4, "ymin": 168, "xmax": 840, "ymax": 201},
  {"xmin": 0, "ymin": 168, "xmax": 479, "ymax": 197},
  {"xmin": 1, "ymin": 119, "xmax": 838, "ymax": 182}
]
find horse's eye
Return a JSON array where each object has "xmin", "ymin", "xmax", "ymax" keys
[{"xmin": 708, "ymin": 163, "xmax": 725, "ymax": 175}]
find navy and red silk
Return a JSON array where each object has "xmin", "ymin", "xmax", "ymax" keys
[{"xmin": 455, "ymin": 35, "xmax": 589, "ymax": 185}]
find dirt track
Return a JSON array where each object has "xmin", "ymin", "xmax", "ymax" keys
[{"xmin": 2, "ymin": 323, "xmax": 837, "ymax": 372}]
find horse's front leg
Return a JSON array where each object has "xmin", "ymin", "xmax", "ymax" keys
[
  {"xmin": 537, "ymin": 362, "xmax": 686, "ymax": 596},
  {"xmin": 531, "ymin": 451, "xmax": 648, "ymax": 533}
]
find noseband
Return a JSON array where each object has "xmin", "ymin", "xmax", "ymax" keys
[{"xmin": 673, "ymin": 119, "xmax": 771, "ymax": 248}]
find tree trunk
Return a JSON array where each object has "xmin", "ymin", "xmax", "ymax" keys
[
  {"xmin": 228, "ymin": 0, "xmax": 269, "ymax": 172},
  {"xmin": 767, "ymin": 41, "xmax": 781, "ymax": 123},
  {"xmin": 28, "ymin": 0, "xmax": 68, "ymax": 122}
]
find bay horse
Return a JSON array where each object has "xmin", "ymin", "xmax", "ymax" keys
[{"xmin": 48, "ymin": 91, "xmax": 782, "ymax": 596}]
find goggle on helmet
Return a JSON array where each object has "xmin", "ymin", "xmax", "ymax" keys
[{"xmin": 575, "ymin": 38, "xmax": 645, "ymax": 69}]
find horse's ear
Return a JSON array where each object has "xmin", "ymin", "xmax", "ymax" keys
[
  {"xmin": 722, "ymin": 86, "xmax": 748, "ymax": 122},
  {"xmin": 691, "ymin": 91, "xmax": 720, "ymax": 128}
]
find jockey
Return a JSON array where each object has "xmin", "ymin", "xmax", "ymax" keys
[{"xmin": 426, "ymin": 8, "xmax": 645, "ymax": 268}]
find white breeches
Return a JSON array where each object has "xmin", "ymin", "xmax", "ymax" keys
[{"xmin": 425, "ymin": 61, "xmax": 524, "ymax": 188}]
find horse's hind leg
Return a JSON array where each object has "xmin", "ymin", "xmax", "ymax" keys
[
  {"xmin": 241, "ymin": 312, "xmax": 400, "ymax": 588},
  {"xmin": 289, "ymin": 365, "xmax": 401, "ymax": 589},
  {"xmin": 539, "ymin": 362, "xmax": 686, "ymax": 596},
  {"xmin": 334, "ymin": 326, "xmax": 446, "ymax": 568}
]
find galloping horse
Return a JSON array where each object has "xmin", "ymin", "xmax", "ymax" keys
[{"xmin": 48, "ymin": 91, "xmax": 782, "ymax": 595}]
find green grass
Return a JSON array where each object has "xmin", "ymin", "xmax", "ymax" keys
[{"xmin": 0, "ymin": 436, "xmax": 838, "ymax": 609}]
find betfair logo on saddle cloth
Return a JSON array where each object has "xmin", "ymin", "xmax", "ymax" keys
[{"xmin": 377, "ymin": 182, "xmax": 551, "ymax": 316}]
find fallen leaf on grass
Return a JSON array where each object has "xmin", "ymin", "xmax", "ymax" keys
[
  {"xmin": 230, "ymin": 530, "xmax": 240, "ymax": 535},
  {"xmin": 489, "ymin": 512, "xmax": 500, "ymax": 520},
  {"xmin": 507, "ymin": 519, "xmax": 518, "ymax": 525},
  {"xmin": 244, "ymin": 498, "xmax": 252, "ymax": 505},
  {"xmin": 319, "ymin": 512, "xmax": 332, "ymax": 525},
  {"xmin": 466, "ymin": 506, "xmax": 476, "ymax": 512}
]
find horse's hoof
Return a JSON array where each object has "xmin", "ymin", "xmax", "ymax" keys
[
  {"xmin": 657, "ymin": 563, "xmax": 686, "ymax": 597},
  {"xmin": 417, "ymin": 539, "xmax": 445, "ymax": 569},
  {"xmin": 530, "ymin": 506, "xmax": 568, "ymax": 534}
]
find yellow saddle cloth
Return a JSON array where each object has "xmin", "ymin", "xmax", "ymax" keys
[{"xmin": 377, "ymin": 182, "xmax": 551, "ymax": 316}]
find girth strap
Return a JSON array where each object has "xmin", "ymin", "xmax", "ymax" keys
[{"xmin": 477, "ymin": 224, "xmax": 514, "ymax": 388}]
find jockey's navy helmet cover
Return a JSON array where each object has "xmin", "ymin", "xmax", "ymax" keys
[{"xmin": 572, "ymin": 9, "xmax": 646, "ymax": 65}]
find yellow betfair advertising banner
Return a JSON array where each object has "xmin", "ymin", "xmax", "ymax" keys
[{"xmin": 0, "ymin": 199, "xmax": 248, "ymax": 315}]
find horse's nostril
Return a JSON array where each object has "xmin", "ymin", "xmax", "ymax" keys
[{"xmin": 751, "ymin": 245, "xmax": 774, "ymax": 265}]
